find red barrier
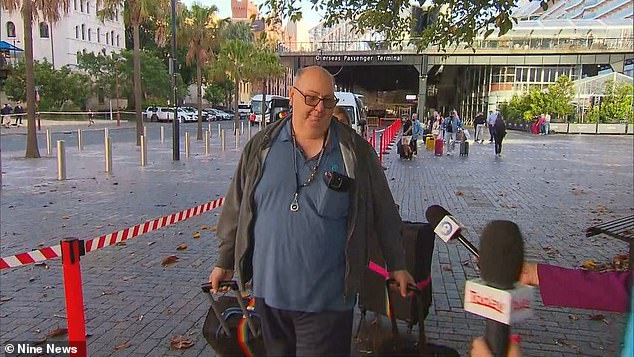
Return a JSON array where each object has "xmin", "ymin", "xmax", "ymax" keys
[{"xmin": 61, "ymin": 239, "xmax": 87, "ymax": 357}]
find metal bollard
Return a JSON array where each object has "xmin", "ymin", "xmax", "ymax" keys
[
  {"xmin": 241, "ymin": 122, "xmax": 244, "ymax": 135},
  {"xmin": 105, "ymin": 136, "xmax": 112, "ymax": 174},
  {"xmin": 140, "ymin": 135, "xmax": 147, "ymax": 167},
  {"xmin": 208, "ymin": 123, "xmax": 212, "ymax": 137},
  {"xmin": 104, "ymin": 127, "xmax": 108, "ymax": 141},
  {"xmin": 57, "ymin": 140, "xmax": 66, "ymax": 180},
  {"xmin": 185, "ymin": 131, "xmax": 190, "ymax": 158},
  {"xmin": 218, "ymin": 124, "xmax": 221, "ymax": 138},
  {"xmin": 205, "ymin": 130, "xmax": 210, "ymax": 156},
  {"xmin": 77, "ymin": 129, "xmax": 83, "ymax": 151},
  {"xmin": 144, "ymin": 126, "xmax": 148, "ymax": 142},
  {"xmin": 235, "ymin": 130, "xmax": 240, "ymax": 149},
  {"xmin": 46, "ymin": 129, "xmax": 52, "ymax": 155},
  {"xmin": 160, "ymin": 126, "xmax": 165, "ymax": 143},
  {"xmin": 221, "ymin": 129, "xmax": 225, "ymax": 151},
  {"xmin": 259, "ymin": 121, "xmax": 262, "ymax": 131}
]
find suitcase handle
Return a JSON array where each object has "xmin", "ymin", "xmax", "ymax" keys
[{"xmin": 200, "ymin": 281, "xmax": 259, "ymax": 338}]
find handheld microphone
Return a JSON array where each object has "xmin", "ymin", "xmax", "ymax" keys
[
  {"xmin": 465, "ymin": 220, "xmax": 531, "ymax": 357},
  {"xmin": 425, "ymin": 205, "xmax": 479, "ymax": 258}
]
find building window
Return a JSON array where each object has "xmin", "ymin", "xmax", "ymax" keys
[
  {"xmin": 81, "ymin": 24, "xmax": 86, "ymax": 40},
  {"xmin": 39, "ymin": 22, "xmax": 50, "ymax": 38},
  {"xmin": 75, "ymin": 25, "xmax": 80, "ymax": 39},
  {"xmin": 111, "ymin": 31, "xmax": 115, "ymax": 45},
  {"xmin": 106, "ymin": 32, "xmax": 109, "ymax": 45},
  {"xmin": 88, "ymin": 28, "xmax": 92, "ymax": 41},
  {"xmin": 87, "ymin": 1, "xmax": 90, "ymax": 14},
  {"xmin": 74, "ymin": 0, "xmax": 77, "ymax": 10},
  {"xmin": 97, "ymin": 28, "xmax": 101, "ymax": 43},
  {"xmin": 6, "ymin": 22, "xmax": 16, "ymax": 37},
  {"xmin": 80, "ymin": 0, "xmax": 84, "ymax": 12},
  {"xmin": 116, "ymin": 34, "xmax": 120, "ymax": 47}
]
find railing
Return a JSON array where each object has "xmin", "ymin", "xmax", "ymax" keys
[{"xmin": 277, "ymin": 36, "xmax": 634, "ymax": 54}]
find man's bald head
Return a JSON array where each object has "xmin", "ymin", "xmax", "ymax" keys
[{"xmin": 293, "ymin": 66, "xmax": 335, "ymax": 88}]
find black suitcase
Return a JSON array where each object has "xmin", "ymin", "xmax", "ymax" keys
[
  {"xmin": 356, "ymin": 222, "xmax": 460, "ymax": 356},
  {"xmin": 459, "ymin": 141, "xmax": 469, "ymax": 156},
  {"xmin": 201, "ymin": 281, "xmax": 265, "ymax": 357}
]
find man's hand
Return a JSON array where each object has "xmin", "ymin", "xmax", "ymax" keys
[
  {"xmin": 390, "ymin": 270, "xmax": 416, "ymax": 298},
  {"xmin": 519, "ymin": 262, "xmax": 539, "ymax": 287},
  {"xmin": 208, "ymin": 267, "xmax": 234, "ymax": 293}
]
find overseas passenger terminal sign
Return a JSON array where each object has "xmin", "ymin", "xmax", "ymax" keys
[{"xmin": 315, "ymin": 54, "xmax": 403, "ymax": 63}]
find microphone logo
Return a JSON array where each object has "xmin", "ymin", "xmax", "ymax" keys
[{"xmin": 434, "ymin": 215, "xmax": 461, "ymax": 242}]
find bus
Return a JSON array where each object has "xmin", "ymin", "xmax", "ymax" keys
[{"xmin": 250, "ymin": 95, "xmax": 290, "ymax": 125}]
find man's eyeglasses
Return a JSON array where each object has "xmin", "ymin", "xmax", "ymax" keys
[{"xmin": 293, "ymin": 87, "xmax": 339, "ymax": 109}]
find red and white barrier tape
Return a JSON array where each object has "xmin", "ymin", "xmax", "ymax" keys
[{"xmin": 0, "ymin": 197, "xmax": 225, "ymax": 270}]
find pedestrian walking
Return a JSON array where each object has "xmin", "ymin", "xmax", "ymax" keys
[
  {"xmin": 411, "ymin": 113, "xmax": 423, "ymax": 156},
  {"xmin": 13, "ymin": 103, "xmax": 24, "ymax": 125},
  {"xmin": 544, "ymin": 112, "xmax": 551, "ymax": 135},
  {"xmin": 208, "ymin": 65, "xmax": 414, "ymax": 357},
  {"xmin": 88, "ymin": 108, "xmax": 95, "ymax": 126},
  {"xmin": 473, "ymin": 112, "xmax": 486, "ymax": 143},
  {"xmin": 493, "ymin": 112, "xmax": 507, "ymax": 157},
  {"xmin": 444, "ymin": 110, "xmax": 463, "ymax": 155},
  {"xmin": 487, "ymin": 110, "xmax": 497, "ymax": 143},
  {"xmin": 2, "ymin": 103, "xmax": 13, "ymax": 128}
]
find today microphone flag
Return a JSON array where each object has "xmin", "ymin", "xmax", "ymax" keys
[{"xmin": 464, "ymin": 279, "xmax": 534, "ymax": 325}]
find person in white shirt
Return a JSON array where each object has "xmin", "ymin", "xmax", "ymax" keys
[
  {"xmin": 487, "ymin": 110, "xmax": 497, "ymax": 143},
  {"xmin": 544, "ymin": 113, "xmax": 551, "ymax": 135}
]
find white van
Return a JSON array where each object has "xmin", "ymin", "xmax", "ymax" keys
[
  {"xmin": 250, "ymin": 95, "xmax": 290, "ymax": 125},
  {"xmin": 335, "ymin": 92, "xmax": 367, "ymax": 133}
]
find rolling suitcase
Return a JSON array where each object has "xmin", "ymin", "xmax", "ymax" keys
[
  {"xmin": 460, "ymin": 141, "xmax": 469, "ymax": 156},
  {"xmin": 201, "ymin": 281, "xmax": 265, "ymax": 357},
  {"xmin": 356, "ymin": 222, "xmax": 458, "ymax": 356},
  {"xmin": 434, "ymin": 137, "xmax": 444, "ymax": 156},
  {"xmin": 425, "ymin": 136, "xmax": 434, "ymax": 151}
]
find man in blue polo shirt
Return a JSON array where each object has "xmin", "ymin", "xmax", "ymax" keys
[{"xmin": 210, "ymin": 66, "xmax": 414, "ymax": 356}]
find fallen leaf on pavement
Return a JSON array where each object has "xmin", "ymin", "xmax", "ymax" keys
[
  {"xmin": 37, "ymin": 242, "xmax": 45, "ymax": 247},
  {"xmin": 568, "ymin": 314, "xmax": 578, "ymax": 320},
  {"xmin": 581, "ymin": 259, "xmax": 599, "ymax": 271},
  {"xmin": 589, "ymin": 314, "xmax": 606, "ymax": 321},
  {"xmin": 210, "ymin": 226, "xmax": 218, "ymax": 232},
  {"xmin": 193, "ymin": 232, "xmax": 201, "ymax": 239},
  {"xmin": 442, "ymin": 265, "xmax": 453, "ymax": 272},
  {"xmin": 0, "ymin": 297, "xmax": 13, "ymax": 303},
  {"xmin": 147, "ymin": 242, "xmax": 156, "ymax": 246},
  {"xmin": 161, "ymin": 255, "xmax": 179, "ymax": 267},
  {"xmin": 170, "ymin": 335, "xmax": 195, "ymax": 349},
  {"xmin": 114, "ymin": 341, "xmax": 131, "ymax": 351},
  {"xmin": 455, "ymin": 191, "xmax": 464, "ymax": 196},
  {"xmin": 176, "ymin": 244, "xmax": 188, "ymax": 251},
  {"xmin": 115, "ymin": 242, "xmax": 126, "ymax": 247},
  {"xmin": 122, "ymin": 275, "xmax": 136, "ymax": 281},
  {"xmin": 62, "ymin": 216, "xmax": 71, "ymax": 220},
  {"xmin": 46, "ymin": 328, "xmax": 68, "ymax": 338},
  {"xmin": 201, "ymin": 225, "xmax": 209, "ymax": 230}
]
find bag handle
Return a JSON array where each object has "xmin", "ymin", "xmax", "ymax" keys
[{"xmin": 201, "ymin": 281, "xmax": 259, "ymax": 337}]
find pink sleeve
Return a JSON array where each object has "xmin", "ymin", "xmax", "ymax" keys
[{"xmin": 537, "ymin": 264, "xmax": 632, "ymax": 312}]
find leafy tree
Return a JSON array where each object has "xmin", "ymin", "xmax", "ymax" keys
[
  {"xmin": 263, "ymin": 0, "xmax": 553, "ymax": 51},
  {"xmin": 250, "ymin": 37, "xmax": 285, "ymax": 127},
  {"xmin": 2, "ymin": 0, "xmax": 71, "ymax": 158},
  {"xmin": 214, "ymin": 40, "xmax": 255, "ymax": 129},
  {"xmin": 220, "ymin": 21, "xmax": 254, "ymax": 43},
  {"xmin": 178, "ymin": 3, "xmax": 221, "ymax": 140},
  {"xmin": 204, "ymin": 82, "xmax": 225, "ymax": 106},
  {"xmin": 546, "ymin": 75, "xmax": 574, "ymax": 120},
  {"xmin": 4, "ymin": 60, "xmax": 90, "ymax": 111},
  {"xmin": 98, "ymin": 0, "xmax": 170, "ymax": 145},
  {"xmin": 599, "ymin": 80, "xmax": 633, "ymax": 123}
]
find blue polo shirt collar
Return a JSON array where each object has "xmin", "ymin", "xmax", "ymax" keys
[{"xmin": 280, "ymin": 119, "xmax": 337, "ymax": 155}]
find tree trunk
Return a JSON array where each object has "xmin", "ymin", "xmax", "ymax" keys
[
  {"xmin": 133, "ymin": 23, "xmax": 143, "ymax": 146},
  {"xmin": 233, "ymin": 78, "xmax": 240, "ymax": 134},
  {"xmin": 23, "ymin": 0, "xmax": 40, "ymax": 158},
  {"xmin": 196, "ymin": 62, "xmax": 203, "ymax": 140},
  {"xmin": 260, "ymin": 78, "xmax": 267, "ymax": 128}
]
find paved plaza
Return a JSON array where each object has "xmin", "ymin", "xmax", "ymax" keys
[{"xmin": 0, "ymin": 123, "xmax": 632, "ymax": 356}]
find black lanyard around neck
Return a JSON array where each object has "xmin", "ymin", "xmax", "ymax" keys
[{"xmin": 289, "ymin": 124, "xmax": 328, "ymax": 212}]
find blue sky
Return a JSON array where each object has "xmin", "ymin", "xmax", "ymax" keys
[{"xmin": 181, "ymin": 0, "xmax": 323, "ymax": 28}]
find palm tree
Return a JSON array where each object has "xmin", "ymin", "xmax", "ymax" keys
[
  {"xmin": 2, "ymin": 0, "xmax": 70, "ymax": 158},
  {"xmin": 178, "ymin": 4, "xmax": 220, "ymax": 141},
  {"xmin": 98, "ymin": 0, "xmax": 168, "ymax": 146},
  {"xmin": 251, "ymin": 37, "xmax": 284, "ymax": 128},
  {"xmin": 214, "ymin": 40, "xmax": 254, "ymax": 132}
]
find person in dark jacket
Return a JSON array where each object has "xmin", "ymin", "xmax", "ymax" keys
[
  {"xmin": 473, "ymin": 112, "xmax": 486, "ymax": 143},
  {"xmin": 209, "ymin": 66, "xmax": 414, "ymax": 357},
  {"xmin": 492, "ymin": 112, "xmax": 506, "ymax": 157}
]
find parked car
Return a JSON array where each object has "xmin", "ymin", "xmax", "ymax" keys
[
  {"xmin": 209, "ymin": 108, "xmax": 231, "ymax": 121},
  {"xmin": 184, "ymin": 107, "xmax": 210, "ymax": 122},
  {"xmin": 176, "ymin": 108, "xmax": 195, "ymax": 123},
  {"xmin": 145, "ymin": 106, "xmax": 174, "ymax": 122},
  {"xmin": 238, "ymin": 103, "xmax": 251, "ymax": 120}
]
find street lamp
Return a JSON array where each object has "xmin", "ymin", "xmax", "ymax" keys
[
  {"xmin": 112, "ymin": 55, "xmax": 124, "ymax": 127},
  {"xmin": 170, "ymin": 0, "xmax": 179, "ymax": 161}
]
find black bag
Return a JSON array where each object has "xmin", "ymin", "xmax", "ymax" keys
[
  {"xmin": 201, "ymin": 281, "xmax": 265, "ymax": 357},
  {"xmin": 460, "ymin": 141, "xmax": 469, "ymax": 157},
  {"xmin": 357, "ymin": 222, "xmax": 449, "ymax": 356}
]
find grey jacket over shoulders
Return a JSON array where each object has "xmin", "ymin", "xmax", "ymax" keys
[{"xmin": 215, "ymin": 117, "xmax": 406, "ymax": 299}]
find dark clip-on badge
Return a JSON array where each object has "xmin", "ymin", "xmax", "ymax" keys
[{"xmin": 324, "ymin": 171, "xmax": 353, "ymax": 192}]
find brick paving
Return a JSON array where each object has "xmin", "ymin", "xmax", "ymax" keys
[{"xmin": 0, "ymin": 124, "xmax": 632, "ymax": 356}]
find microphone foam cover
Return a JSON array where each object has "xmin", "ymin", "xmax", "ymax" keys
[
  {"xmin": 479, "ymin": 220, "xmax": 524, "ymax": 290},
  {"xmin": 426, "ymin": 205, "xmax": 450, "ymax": 228}
]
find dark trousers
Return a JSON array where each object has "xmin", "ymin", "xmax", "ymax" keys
[
  {"xmin": 494, "ymin": 134, "xmax": 504, "ymax": 154},
  {"xmin": 255, "ymin": 298, "xmax": 353, "ymax": 357},
  {"xmin": 488, "ymin": 125, "xmax": 495, "ymax": 141},
  {"xmin": 411, "ymin": 138, "xmax": 417, "ymax": 154}
]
